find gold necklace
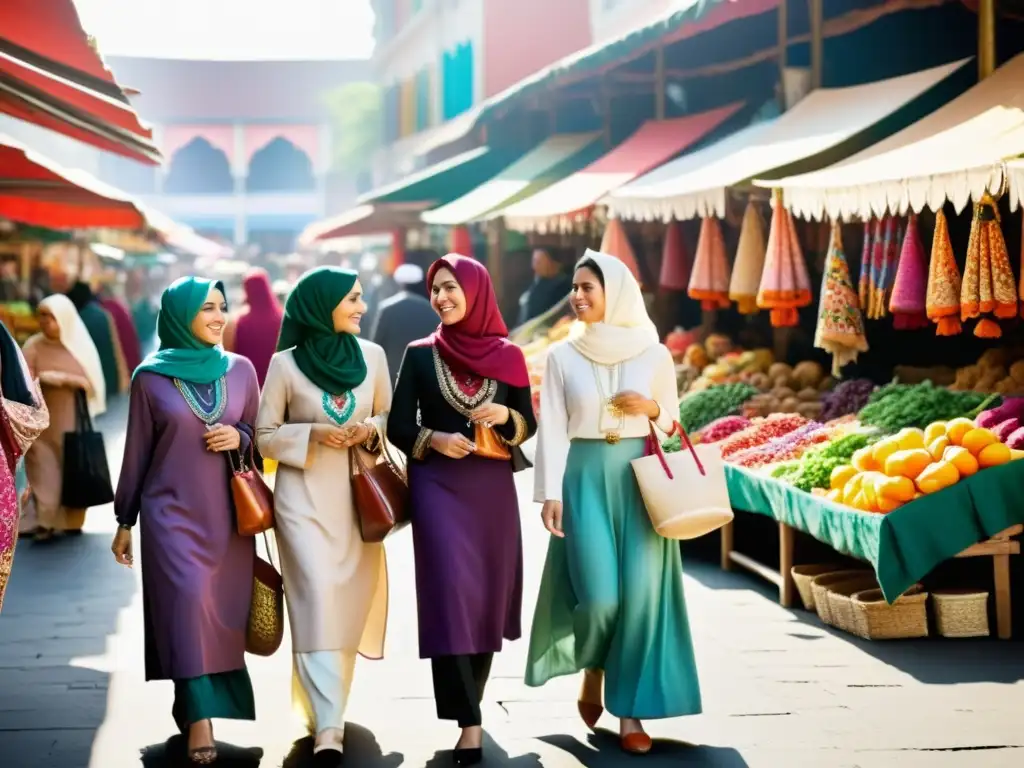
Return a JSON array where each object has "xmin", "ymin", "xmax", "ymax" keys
[{"xmin": 591, "ymin": 362, "xmax": 624, "ymax": 444}]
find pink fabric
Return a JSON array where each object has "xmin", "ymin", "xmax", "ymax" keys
[
  {"xmin": 100, "ymin": 296, "xmax": 142, "ymax": 371},
  {"xmin": 660, "ymin": 220, "xmax": 691, "ymax": 291},
  {"xmin": 889, "ymin": 213, "xmax": 929, "ymax": 330},
  {"xmin": 420, "ymin": 254, "xmax": 529, "ymax": 387},
  {"xmin": 234, "ymin": 269, "xmax": 283, "ymax": 387}
]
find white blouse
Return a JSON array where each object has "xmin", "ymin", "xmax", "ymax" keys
[{"xmin": 534, "ymin": 341, "xmax": 679, "ymax": 503}]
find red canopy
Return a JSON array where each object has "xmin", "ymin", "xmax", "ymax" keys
[
  {"xmin": 0, "ymin": 133, "xmax": 147, "ymax": 229},
  {"xmin": 0, "ymin": 0, "xmax": 161, "ymax": 164}
]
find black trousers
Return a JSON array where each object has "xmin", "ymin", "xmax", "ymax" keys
[{"xmin": 431, "ymin": 653, "xmax": 494, "ymax": 727}]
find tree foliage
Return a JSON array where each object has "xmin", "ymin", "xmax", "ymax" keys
[{"xmin": 324, "ymin": 81, "xmax": 383, "ymax": 176}]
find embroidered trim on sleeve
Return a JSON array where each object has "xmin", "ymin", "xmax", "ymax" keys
[
  {"xmin": 412, "ymin": 428, "xmax": 434, "ymax": 460},
  {"xmin": 500, "ymin": 408, "xmax": 528, "ymax": 447}
]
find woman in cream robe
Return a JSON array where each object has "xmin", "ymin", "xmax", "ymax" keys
[{"xmin": 255, "ymin": 267, "xmax": 390, "ymax": 761}]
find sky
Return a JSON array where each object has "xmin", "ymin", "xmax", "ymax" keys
[{"xmin": 73, "ymin": 0, "xmax": 376, "ymax": 60}]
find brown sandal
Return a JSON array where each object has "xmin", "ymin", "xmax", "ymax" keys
[{"xmin": 188, "ymin": 745, "xmax": 218, "ymax": 764}]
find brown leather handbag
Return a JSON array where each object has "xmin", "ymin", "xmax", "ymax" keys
[
  {"xmin": 246, "ymin": 531, "xmax": 284, "ymax": 656},
  {"xmin": 473, "ymin": 422, "xmax": 510, "ymax": 460},
  {"xmin": 229, "ymin": 445, "xmax": 275, "ymax": 536},
  {"xmin": 350, "ymin": 439, "xmax": 409, "ymax": 543}
]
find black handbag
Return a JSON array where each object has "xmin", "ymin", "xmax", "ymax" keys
[{"xmin": 61, "ymin": 390, "xmax": 114, "ymax": 508}]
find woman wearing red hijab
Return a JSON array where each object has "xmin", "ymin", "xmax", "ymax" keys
[
  {"xmin": 387, "ymin": 254, "xmax": 536, "ymax": 766},
  {"xmin": 224, "ymin": 269, "xmax": 283, "ymax": 387}
]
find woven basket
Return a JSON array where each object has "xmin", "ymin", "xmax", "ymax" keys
[
  {"xmin": 931, "ymin": 589, "xmax": 990, "ymax": 638},
  {"xmin": 791, "ymin": 564, "xmax": 846, "ymax": 611},
  {"xmin": 826, "ymin": 574, "xmax": 880, "ymax": 633},
  {"xmin": 810, "ymin": 570, "xmax": 872, "ymax": 625},
  {"xmin": 851, "ymin": 586, "xmax": 928, "ymax": 640}
]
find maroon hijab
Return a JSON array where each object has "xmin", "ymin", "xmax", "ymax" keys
[
  {"xmin": 234, "ymin": 268, "xmax": 283, "ymax": 387},
  {"xmin": 421, "ymin": 254, "xmax": 529, "ymax": 388}
]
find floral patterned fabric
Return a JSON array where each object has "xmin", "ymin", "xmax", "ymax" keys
[
  {"xmin": 814, "ymin": 221, "xmax": 868, "ymax": 376},
  {"xmin": 687, "ymin": 217, "xmax": 731, "ymax": 310},
  {"xmin": 926, "ymin": 209, "xmax": 963, "ymax": 336},
  {"xmin": 961, "ymin": 193, "xmax": 1016, "ymax": 338},
  {"xmin": 889, "ymin": 213, "xmax": 929, "ymax": 330}
]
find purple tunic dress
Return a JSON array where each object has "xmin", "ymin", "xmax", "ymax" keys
[{"xmin": 114, "ymin": 355, "xmax": 258, "ymax": 681}]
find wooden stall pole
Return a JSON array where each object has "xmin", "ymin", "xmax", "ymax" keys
[
  {"xmin": 778, "ymin": 522, "xmax": 796, "ymax": 607},
  {"xmin": 654, "ymin": 44, "xmax": 666, "ymax": 120},
  {"xmin": 720, "ymin": 520, "xmax": 735, "ymax": 571},
  {"xmin": 487, "ymin": 217, "xmax": 506, "ymax": 311},
  {"xmin": 978, "ymin": 0, "xmax": 997, "ymax": 80},
  {"xmin": 808, "ymin": 0, "xmax": 823, "ymax": 89},
  {"xmin": 777, "ymin": 0, "xmax": 788, "ymax": 111}
]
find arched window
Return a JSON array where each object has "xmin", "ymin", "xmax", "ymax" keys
[
  {"xmin": 246, "ymin": 137, "xmax": 316, "ymax": 193},
  {"xmin": 164, "ymin": 137, "xmax": 234, "ymax": 194}
]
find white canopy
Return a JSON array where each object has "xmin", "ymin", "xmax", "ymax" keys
[
  {"xmin": 763, "ymin": 53, "xmax": 1024, "ymax": 220},
  {"xmin": 604, "ymin": 58, "xmax": 969, "ymax": 222}
]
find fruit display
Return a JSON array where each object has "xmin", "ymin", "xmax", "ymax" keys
[
  {"xmin": 771, "ymin": 432, "xmax": 879, "ymax": 492},
  {"xmin": 0, "ymin": 302, "xmax": 39, "ymax": 345},
  {"xmin": 716, "ymin": 414, "xmax": 810, "ymax": 458},
  {"xmin": 820, "ymin": 379, "xmax": 876, "ymax": 422},
  {"xmin": 730, "ymin": 421, "xmax": 837, "ymax": 469},
  {"xmin": 680, "ymin": 343, "xmax": 774, "ymax": 393},
  {"xmin": 518, "ymin": 316, "xmax": 575, "ymax": 418},
  {"xmin": 740, "ymin": 361, "xmax": 835, "ymax": 419},
  {"xmin": 857, "ymin": 381, "xmax": 996, "ymax": 432},
  {"xmin": 676, "ymin": 382, "xmax": 759, "ymax": 434},
  {"xmin": 824, "ymin": 420, "xmax": 1024, "ymax": 513},
  {"xmin": 695, "ymin": 416, "xmax": 751, "ymax": 444}
]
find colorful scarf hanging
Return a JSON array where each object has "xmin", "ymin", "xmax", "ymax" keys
[
  {"xmin": 599, "ymin": 217, "xmax": 642, "ymax": 283},
  {"xmin": 756, "ymin": 193, "xmax": 812, "ymax": 327},
  {"xmin": 866, "ymin": 216, "xmax": 899, "ymax": 320},
  {"xmin": 889, "ymin": 213, "xmax": 929, "ymax": 330},
  {"xmin": 659, "ymin": 219, "xmax": 691, "ymax": 291},
  {"xmin": 729, "ymin": 201, "xmax": 767, "ymax": 314},
  {"xmin": 687, "ymin": 217, "xmax": 731, "ymax": 310},
  {"xmin": 925, "ymin": 209, "xmax": 962, "ymax": 336},
  {"xmin": 960, "ymin": 192, "xmax": 1016, "ymax": 338},
  {"xmin": 814, "ymin": 220, "xmax": 868, "ymax": 376},
  {"xmin": 857, "ymin": 219, "xmax": 872, "ymax": 309},
  {"xmin": 1019, "ymin": 212, "xmax": 1024, "ymax": 318}
]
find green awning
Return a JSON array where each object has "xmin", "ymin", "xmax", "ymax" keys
[
  {"xmin": 357, "ymin": 146, "xmax": 521, "ymax": 206},
  {"xmin": 421, "ymin": 133, "xmax": 603, "ymax": 226}
]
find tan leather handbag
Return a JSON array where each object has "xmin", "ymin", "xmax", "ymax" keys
[
  {"xmin": 229, "ymin": 445, "xmax": 275, "ymax": 536},
  {"xmin": 472, "ymin": 422, "xmax": 510, "ymax": 461}
]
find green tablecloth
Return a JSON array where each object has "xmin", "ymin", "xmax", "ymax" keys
[{"xmin": 725, "ymin": 461, "xmax": 1024, "ymax": 602}]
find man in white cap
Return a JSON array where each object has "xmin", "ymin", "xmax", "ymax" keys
[{"xmin": 370, "ymin": 262, "xmax": 438, "ymax": 383}]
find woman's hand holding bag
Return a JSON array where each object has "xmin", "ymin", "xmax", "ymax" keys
[{"xmin": 630, "ymin": 420, "xmax": 733, "ymax": 540}]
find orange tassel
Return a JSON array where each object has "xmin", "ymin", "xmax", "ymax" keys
[
  {"xmin": 936, "ymin": 316, "xmax": 962, "ymax": 336},
  {"xmin": 974, "ymin": 318, "xmax": 1002, "ymax": 338},
  {"xmin": 770, "ymin": 307, "xmax": 800, "ymax": 327}
]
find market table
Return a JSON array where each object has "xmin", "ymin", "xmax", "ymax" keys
[{"xmin": 721, "ymin": 461, "xmax": 1024, "ymax": 638}]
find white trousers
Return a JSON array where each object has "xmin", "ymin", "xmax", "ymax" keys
[{"xmin": 292, "ymin": 650, "xmax": 357, "ymax": 748}]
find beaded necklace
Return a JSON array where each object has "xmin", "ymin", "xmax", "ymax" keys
[{"xmin": 174, "ymin": 377, "xmax": 228, "ymax": 425}]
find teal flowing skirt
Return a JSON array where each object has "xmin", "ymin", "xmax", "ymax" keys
[
  {"xmin": 172, "ymin": 668, "xmax": 255, "ymax": 732},
  {"xmin": 525, "ymin": 439, "xmax": 702, "ymax": 719}
]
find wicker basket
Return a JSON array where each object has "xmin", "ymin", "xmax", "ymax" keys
[
  {"xmin": 826, "ymin": 574, "xmax": 880, "ymax": 633},
  {"xmin": 851, "ymin": 586, "xmax": 928, "ymax": 640},
  {"xmin": 810, "ymin": 570, "xmax": 872, "ymax": 625},
  {"xmin": 791, "ymin": 564, "xmax": 846, "ymax": 611},
  {"xmin": 931, "ymin": 589, "xmax": 990, "ymax": 638}
]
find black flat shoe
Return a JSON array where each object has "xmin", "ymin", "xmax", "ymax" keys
[
  {"xmin": 453, "ymin": 747, "xmax": 482, "ymax": 766},
  {"xmin": 313, "ymin": 750, "xmax": 343, "ymax": 767}
]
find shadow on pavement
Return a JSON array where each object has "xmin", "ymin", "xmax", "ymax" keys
[
  {"xmin": 282, "ymin": 725, "xmax": 403, "ymax": 768},
  {"xmin": 423, "ymin": 731, "xmax": 541, "ymax": 767},
  {"xmin": 540, "ymin": 731, "xmax": 749, "ymax": 766},
  {"xmin": 140, "ymin": 735, "xmax": 264, "ymax": 767},
  {"xmin": 0, "ymin": 528, "xmax": 137, "ymax": 767}
]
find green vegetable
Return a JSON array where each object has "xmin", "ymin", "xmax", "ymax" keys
[
  {"xmin": 675, "ymin": 382, "xmax": 759, "ymax": 434},
  {"xmin": 857, "ymin": 381, "xmax": 997, "ymax": 433},
  {"xmin": 775, "ymin": 432, "xmax": 877, "ymax": 492}
]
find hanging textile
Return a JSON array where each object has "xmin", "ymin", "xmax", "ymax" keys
[
  {"xmin": 756, "ymin": 194, "xmax": 812, "ymax": 327},
  {"xmin": 815, "ymin": 220, "xmax": 868, "ymax": 376},
  {"xmin": 729, "ymin": 201, "xmax": 766, "ymax": 314},
  {"xmin": 687, "ymin": 217, "xmax": 730, "ymax": 310},
  {"xmin": 598, "ymin": 217, "xmax": 642, "ymax": 282},
  {"xmin": 889, "ymin": 213, "xmax": 929, "ymax": 330},
  {"xmin": 449, "ymin": 226, "xmax": 473, "ymax": 257},
  {"xmin": 1019, "ymin": 212, "xmax": 1024, "ymax": 318},
  {"xmin": 857, "ymin": 219, "xmax": 872, "ymax": 309},
  {"xmin": 658, "ymin": 220, "xmax": 690, "ymax": 291},
  {"xmin": 960, "ymin": 192, "xmax": 1016, "ymax": 338},
  {"xmin": 925, "ymin": 209, "xmax": 962, "ymax": 336},
  {"xmin": 865, "ymin": 216, "xmax": 899, "ymax": 320}
]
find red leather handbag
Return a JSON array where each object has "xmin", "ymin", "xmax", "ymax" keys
[{"xmin": 228, "ymin": 445, "xmax": 275, "ymax": 536}]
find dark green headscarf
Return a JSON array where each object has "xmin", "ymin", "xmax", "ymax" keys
[
  {"xmin": 133, "ymin": 276, "xmax": 231, "ymax": 384},
  {"xmin": 277, "ymin": 266, "xmax": 367, "ymax": 395}
]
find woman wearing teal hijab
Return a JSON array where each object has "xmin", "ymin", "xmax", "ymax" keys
[
  {"xmin": 111, "ymin": 276, "xmax": 262, "ymax": 764},
  {"xmin": 257, "ymin": 267, "xmax": 393, "ymax": 764}
]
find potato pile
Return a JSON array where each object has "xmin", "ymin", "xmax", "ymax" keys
[
  {"xmin": 950, "ymin": 348, "xmax": 1024, "ymax": 395},
  {"xmin": 680, "ymin": 337, "xmax": 776, "ymax": 394},
  {"xmin": 741, "ymin": 361, "xmax": 835, "ymax": 420}
]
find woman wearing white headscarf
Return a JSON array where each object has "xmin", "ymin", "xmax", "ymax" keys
[
  {"xmin": 525, "ymin": 249, "xmax": 701, "ymax": 755},
  {"xmin": 22, "ymin": 294, "xmax": 106, "ymax": 539}
]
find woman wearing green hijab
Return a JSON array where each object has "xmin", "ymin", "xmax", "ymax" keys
[
  {"xmin": 111, "ymin": 276, "xmax": 262, "ymax": 764},
  {"xmin": 256, "ymin": 267, "xmax": 393, "ymax": 764}
]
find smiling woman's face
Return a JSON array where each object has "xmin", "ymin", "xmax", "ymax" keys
[
  {"xmin": 332, "ymin": 279, "xmax": 367, "ymax": 334},
  {"xmin": 570, "ymin": 266, "xmax": 605, "ymax": 324},
  {"xmin": 190, "ymin": 287, "xmax": 227, "ymax": 345},
  {"xmin": 430, "ymin": 267, "xmax": 467, "ymax": 326}
]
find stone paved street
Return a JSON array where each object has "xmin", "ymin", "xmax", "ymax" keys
[{"xmin": 1, "ymin": 400, "xmax": 1024, "ymax": 767}]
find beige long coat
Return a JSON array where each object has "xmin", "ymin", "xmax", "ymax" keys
[{"xmin": 256, "ymin": 341, "xmax": 390, "ymax": 656}]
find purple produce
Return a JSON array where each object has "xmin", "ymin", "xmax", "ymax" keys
[
  {"xmin": 994, "ymin": 418, "xmax": 1021, "ymax": 443},
  {"xmin": 1007, "ymin": 426, "xmax": 1024, "ymax": 450},
  {"xmin": 820, "ymin": 378, "xmax": 876, "ymax": 422},
  {"xmin": 976, "ymin": 397, "xmax": 1024, "ymax": 429}
]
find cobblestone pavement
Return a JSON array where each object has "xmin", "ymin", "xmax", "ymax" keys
[{"xmin": 1, "ymin": 400, "xmax": 1023, "ymax": 768}]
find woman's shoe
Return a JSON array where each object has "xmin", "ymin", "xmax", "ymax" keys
[
  {"xmin": 453, "ymin": 747, "xmax": 483, "ymax": 766},
  {"xmin": 577, "ymin": 669, "xmax": 604, "ymax": 729},
  {"xmin": 620, "ymin": 732, "xmax": 653, "ymax": 755}
]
